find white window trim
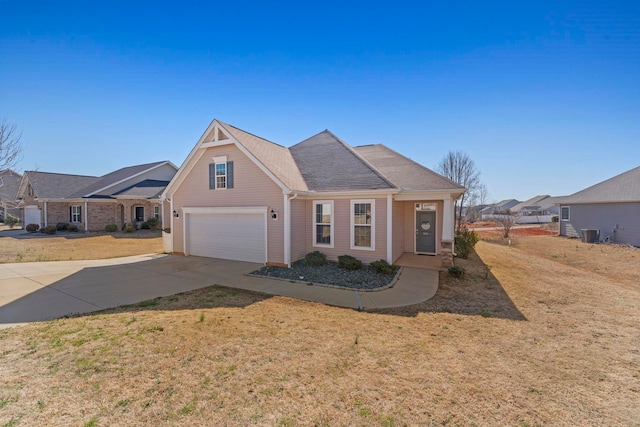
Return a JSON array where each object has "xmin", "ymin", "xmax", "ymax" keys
[
  {"xmin": 312, "ymin": 200, "xmax": 334, "ymax": 248},
  {"xmin": 71, "ymin": 205, "xmax": 81, "ymax": 223},
  {"xmin": 215, "ymin": 162, "xmax": 227, "ymax": 190},
  {"xmin": 561, "ymin": 206, "xmax": 570, "ymax": 221},
  {"xmin": 154, "ymin": 206, "xmax": 160, "ymax": 219},
  {"xmin": 350, "ymin": 199, "xmax": 375, "ymax": 251}
]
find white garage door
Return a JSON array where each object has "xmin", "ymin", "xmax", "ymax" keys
[
  {"xmin": 186, "ymin": 211, "xmax": 266, "ymax": 263},
  {"xmin": 24, "ymin": 205, "xmax": 41, "ymax": 226}
]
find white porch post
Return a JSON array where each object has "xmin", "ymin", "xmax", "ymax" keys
[
  {"xmin": 283, "ymin": 193, "xmax": 291, "ymax": 267},
  {"xmin": 84, "ymin": 200, "xmax": 88, "ymax": 232},
  {"xmin": 43, "ymin": 201, "xmax": 48, "ymax": 227},
  {"xmin": 386, "ymin": 194, "xmax": 393, "ymax": 263},
  {"xmin": 442, "ymin": 197, "xmax": 454, "ymax": 242}
]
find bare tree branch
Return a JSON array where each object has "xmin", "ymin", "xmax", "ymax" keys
[
  {"xmin": 0, "ymin": 117, "xmax": 23, "ymax": 172},
  {"xmin": 436, "ymin": 151, "xmax": 482, "ymax": 232}
]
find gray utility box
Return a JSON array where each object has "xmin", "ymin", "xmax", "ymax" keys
[{"xmin": 581, "ymin": 229, "xmax": 600, "ymax": 243}]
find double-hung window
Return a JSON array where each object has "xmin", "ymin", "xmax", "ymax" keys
[
  {"xmin": 70, "ymin": 205, "xmax": 81, "ymax": 223},
  {"xmin": 560, "ymin": 206, "xmax": 570, "ymax": 221},
  {"xmin": 209, "ymin": 156, "xmax": 234, "ymax": 190},
  {"xmin": 313, "ymin": 201, "xmax": 333, "ymax": 247},
  {"xmin": 351, "ymin": 200, "xmax": 375, "ymax": 250}
]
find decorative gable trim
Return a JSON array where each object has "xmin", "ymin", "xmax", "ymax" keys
[{"xmin": 163, "ymin": 119, "xmax": 290, "ymax": 199}]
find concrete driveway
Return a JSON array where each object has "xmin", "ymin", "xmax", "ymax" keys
[{"xmin": 0, "ymin": 254, "xmax": 438, "ymax": 328}]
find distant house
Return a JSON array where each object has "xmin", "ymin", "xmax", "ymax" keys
[
  {"xmin": 558, "ymin": 166, "xmax": 640, "ymax": 246},
  {"xmin": 17, "ymin": 161, "xmax": 177, "ymax": 231},
  {"xmin": 481, "ymin": 199, "xmax": 520, "ymax": 220},
  {"xmin": 0, "ymin": 170, "xmax": 22, "ymax": 222},
  {"xmin": 510, "ymin": 195, "xmax": 564, "ymax": 223},
  {"xmin": 162, "ymin": 119, "xmax": 465, "ymax": 268}
]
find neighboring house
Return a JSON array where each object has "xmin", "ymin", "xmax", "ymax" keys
[
  {"xmin": 558, "ymin": 166, "xmax": 640, "ymax": 246},
  {"xmin": 162, "ymin": 119, "xmax": 465, "ymax": 268},
  {"xmin": 0, "ymin": 170, "xmax": 22, "ymax": 222},
  {"xmin": 17, "ymin": 161, "xmax": 178, "ymax": 231},
  {"xmin": 481, "ymin": 199, "xmax": 520, "ymax": 219},
  {"xmin": 510, "ymin": 195, "xmax": 564, "ymax": 223},
  {"xmin": 462, "ymin": 204, "xmax": 489, "ymax": 222}
]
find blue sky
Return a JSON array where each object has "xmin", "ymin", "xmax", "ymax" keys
[{"xmin": 1, "ymin": 1, "xmax": 639, "ymax": 202}]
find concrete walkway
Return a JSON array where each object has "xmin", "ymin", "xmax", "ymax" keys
[{"xmin": 0, "ymin": 254, "xmax": 438, "ymax": 328}]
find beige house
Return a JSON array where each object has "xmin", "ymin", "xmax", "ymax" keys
[
  {"xmin": 162, "ymin": 119, "xmax": 465, "ymax": 268},
  {"xmin": 18, "ymin": 161, "xmax": 177, "ymax": 231}
]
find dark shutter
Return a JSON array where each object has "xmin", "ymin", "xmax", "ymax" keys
[
  {"xmin": 78, "ymin": 206, "xmax": 82, "ymax": 223},
  {"xmin": 209, "ymin": 164, "xmax": 215, "ymax": 189},
  {"xmin": 69, "ymin": 206, "xmax": 72, "ymax": 222},
  {"xmin": 227, "ymin": 161, "xmax": 234, "ymax": 189}
]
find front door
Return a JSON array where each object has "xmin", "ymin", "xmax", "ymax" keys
[
  {"xmin": 416, "ymin": 210, "xmax": 436, "ymax": 253},
  {"xmin": 135, "ymin": 206, "xmax": 145, "ymax": 222}
]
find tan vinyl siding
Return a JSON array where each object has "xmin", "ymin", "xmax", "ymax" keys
[
  {"xmin": 392, "ymin": 200, "xmax": 404, "ymax": 262},
  {"xmin": 172, "ymin": 144, "xmax": 285, "ymax": 263},
  {"xmin": 305, "ymin": 197, "xmax": 388, "ymax": 264},
  {"xmin": 290, "ymin": 198, "xmax": 307, "ymax": 262},
  {"xmin": 402, "ymin": 200, "xmax": 443, "ymax": 254}
]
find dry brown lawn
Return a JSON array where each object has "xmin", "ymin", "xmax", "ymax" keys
[
  {"xmin": 0, "ymin": 232, "xmax": 162, "ymax": 263},
  {"xmin": 1, "ymin": 236, "xmax": 639, "ymax": 426}
]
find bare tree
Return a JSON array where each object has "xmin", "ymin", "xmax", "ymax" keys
[
  {"xmin": 0, "ymin": 117, "xmax": 23, "ymax": 171},
  {"xmin": 436, "ymin": 151, "xmax": 481, "ymax": 232},
  {"xmin": 494, "ymin": 209, "xmax": 518, "ymax": 238}
]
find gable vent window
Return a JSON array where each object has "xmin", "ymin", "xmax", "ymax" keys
[{"xmin": 209, "ymin": 157, "xmax": 234, "ymax": 190}]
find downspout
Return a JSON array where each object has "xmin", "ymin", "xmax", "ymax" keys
[
  {"xmin": 386, "ymin": 194, "xmax": 393, "ymax": 264},
  {"xmin": 284, "ymin": 192, "xmax": 298, "ymax": 267},
  {"xmin": 169, "ymin": 197, "xmax": 174, "ymax": 253}
]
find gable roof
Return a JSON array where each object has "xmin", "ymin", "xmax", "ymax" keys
[
  {"xmin": 22, "ymin": 161, "xmax": 175, "ymax": 200},
  {"xmin": 68, "ymin": 161, "xmax": 172, "ymax": 198},
  {"xmin": 290, "ymin": 131, "xmax": 394, "ymax": 191},
  {"xmin": 353, "ymin": 144, "xmax": 464, "ymax": 192},
  {"xmin": 24, "ymin": 171, "xmax": 101, "ymax": 199},
  {"xmin": 165, "ymin": 119, "xmax": 470, "ymax": 197},
  {"xmin": 561, "ymin": 166, "xmax": 640, "ymax": 204}
]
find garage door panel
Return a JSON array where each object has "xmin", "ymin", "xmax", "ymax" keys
[{"xmin": 186, "ymin": 213, "xmax": 265, "ymax": 263}]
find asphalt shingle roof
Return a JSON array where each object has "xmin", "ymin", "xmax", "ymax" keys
[
  {"xmin": 220, "ymin": 122, "xmax": 308, "ymax": 191},
  {"xmin": 26, "ymin": 171, "xmax": 101, "ymax": 199},
  {"xmin": 68, "ymin": 161, "xmax": 169, "ymax": 198},
  {"xmin": 561, "ymin": 166, "xmax": 640, "ymax": 204},
  {"xmin": 353, "ymin": 144, "xmax": 463, "ymax": 191},
  {"xmin": 290, "ymin": 131, "xmax": 394, "ymax": 191},
  {"xmin": 113, "ymin": 179, "xmax": 170, "ymax": 199}
]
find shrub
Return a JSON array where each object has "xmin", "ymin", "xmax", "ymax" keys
[
  {"xmin": 338, "ymin": 255, "xmax": 363, "ymax": 270},
  {"xmin": 448, "ymin": 265, "xmax": 466, "ymax": 278},
  {"xmin": 26, "ymin": 223, "xmax": 40, "ymax": 233},
  {"xmin": 454, "ymin": 226, "xmax": 479, "ymax": 259},
  {"xmin": 551, "ymin": 215, "xmax": 559, "ymax": 223},
  {"xmin": 146, "ymin": 217, "xmax": 159, "ymax": 229},
  {"xmin": 67, "ymin": 224, "xmax": 79, "ymax": 232},
  {"xmin": 56, "ymin": 222, "xmax": 69, "ymax": 231},
  {"xmin": 4, "ymin": 216, "xmax": 18, "ymax": 228},
  {"xmin": 305, "ymin": 251, "xmax": 327, "ymax": 266},
  {"xmin": 140, "ymin": 221, "xmax": 151, "ymax": 230},
  {"xmin": 370, "ymin": 259, "xmax": 397, "ymax": 275},
  {"xmin": 42, "ymin": 225, "xmax": 57, "ymax": 235},
  {"xmin": 124, "ymin": 225, "xmax": 135, "ymax": 233},
  {"xmin": 105, "ymin": 224, "xmax": 118, "ymax": 232}
]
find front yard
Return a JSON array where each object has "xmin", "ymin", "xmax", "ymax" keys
[
  {"xmin": 0, "ymin": 231, "xmax": 162, "ymax": 263},
  {"xmin": 0, "ymin": 236, "xmax": 638, "ymax": 425}
]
